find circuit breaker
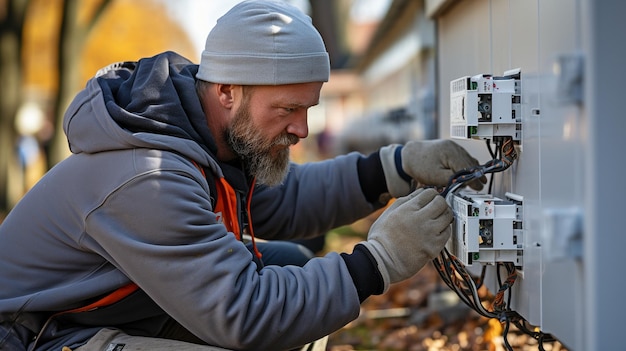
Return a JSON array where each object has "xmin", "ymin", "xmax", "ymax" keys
[
  {"xmin": 448, "ymin": 191, "xmax": 524, "ymax": 267},
  {"xmin": 446, "ymin": 68, "xmax": 524, "ymax": 268},
  {"xmin": 450, "ymin": 68, "xmax": 522, "ymax": 141}
]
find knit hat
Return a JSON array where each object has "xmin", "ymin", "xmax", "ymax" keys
[{"xmin": 196, "ymin": 0, "xmax": 330, "ymax": 85}]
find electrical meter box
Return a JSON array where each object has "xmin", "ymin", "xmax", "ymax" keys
[
  {"xmin": 450, "ymin": 69, "xmax": 522, "ymax": 141},
  {"xmin": 448, "ymin": 191, "xmax": 523, "ymax": 267}
]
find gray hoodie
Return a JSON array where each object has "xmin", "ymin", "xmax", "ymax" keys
[{"xmin": 0, "ymin": 52, "xmax": 382, "ymax": 350}]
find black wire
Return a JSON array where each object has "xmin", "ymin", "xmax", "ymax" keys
[
  {"xmin": 499, "ymin": 263, "xmax": 519, "ymax": 350},
  {"xmin": 487, "ymin": 173, "xmax": 495, "ymax": 194},
  {"xmin": 440, "ymin": 138, "xmax": 516, "ymax": 198},
  {"xmin": 433, "ymin": 250, "xmax": 497, "ymax": 318},
  {"xmin": 486, "ymin": 139, "xmax": 496, "ymax": 159},
  {"xmin": 475, "ymin": 265, "xmax": 486, "ymax": 290},
  {"xmin": 538, "ymin": 334, "xmax": 547, "ymax": 351},
  {"xmin": 511, "ymin": 316, "xmax": 558, "ymax": 350},
  {"xmin": 433, "ymin": 258, "xmax": 475, "ymax": 311},
  {"xmin": 494, "ymin": 138, "xmax": 502, "ymax": 194},
  {"xmin": 495, "ymin": 137, "xmax": 503, "ymax": 158},
  {"xmin": 440, "ymin": 168, "xmax": 477, "ymax": 197},
  {"xmin": 446, "ymin": 254, "xmax": 481, "ymax": 310},
  {"xmin": 502, "ymin": 318, "xmax": 514, "ymax": 351},
  {"xmin": 502, "ymin": 263, "xmax": 513, "ymax": 310},
  {"xmin": 446, "ymin": 250, "xmax": 497, "ymax": 318},
  {"xmin": 512, "ymin": 319, "xmax": 535, "ymax": 336}
]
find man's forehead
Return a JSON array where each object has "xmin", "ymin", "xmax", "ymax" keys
[{"xmin": 249, "ymin": 83, "xmax": 323, "ymax": 107}]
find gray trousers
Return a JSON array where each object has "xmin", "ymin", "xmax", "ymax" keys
[
  {"xmin": 73, "ymin": 328, "xmax": 328, "ymax": 351},
  {"xmin": 74, "ymin": 328, "xmax": 228, "ymax": 350}
]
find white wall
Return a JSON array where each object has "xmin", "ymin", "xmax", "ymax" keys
[{"xmin": 431, "ymin": 0, "xmax": 626, "ymax": 349}]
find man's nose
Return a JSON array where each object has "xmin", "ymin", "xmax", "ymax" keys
[{"xmin": 286, "ymin": 112, "xmax": 309, "ymax": 139}]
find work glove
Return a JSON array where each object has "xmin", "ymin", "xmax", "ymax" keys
[
  {"xmin": 380, "ymin": 140, "xmax": 486, "ymax": 198},
  {"xmin": 360, "ymin": 188, "xmax": 453, "ymax": 291}
]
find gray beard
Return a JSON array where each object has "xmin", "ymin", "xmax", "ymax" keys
[{"xmin": 226, "ymin": 106, "xmax": 299, "ymax": 186}]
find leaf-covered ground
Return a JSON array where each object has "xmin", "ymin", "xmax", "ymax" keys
[{"xmin": 323, "ymin": 230, "xmax": 569, "ymax": 351}]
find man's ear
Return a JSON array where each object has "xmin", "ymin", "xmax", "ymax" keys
[{"xmin": 216, "ymin": 84, "xmax": 238, "ymax": 109}]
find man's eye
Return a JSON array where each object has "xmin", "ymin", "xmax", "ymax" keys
[{"xmin": 283, "ymin": 107, "xmax": 295, "ymax": 113}]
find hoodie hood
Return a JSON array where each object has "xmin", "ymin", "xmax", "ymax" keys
[{"xmin": 63, "ymin": 51, "xmax": 218, "ymax": 170}]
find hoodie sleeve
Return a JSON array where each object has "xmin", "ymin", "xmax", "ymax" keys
[
  {"xmin": 250, "ymin": 152, "xmax": 381, "ymax": 241},
  {"xmin": 82, "ymin": 160, "xmax": 362, "ymax": 350}
]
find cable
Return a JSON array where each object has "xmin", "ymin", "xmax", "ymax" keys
[
  {"xmin": 510, "ymin": 315, "xmax": 557, "ymax": 348},
  {"xmin": 431, "ymin": 137, "xmax": 562, "ymax": 350},
  {"xmin": 440, "ymin": 137, "xmax": 517, "ymax": 200},
  {"xmin": 502, "ymin": 318, "xmax": 514, "ymax": 351},
  {"xmin": 433, "ymin": 249, "xmax": 497, "ymax": 319},
  {"xmin": 475, "ymin": 265, "xmax": 486, "ymax": 290}
]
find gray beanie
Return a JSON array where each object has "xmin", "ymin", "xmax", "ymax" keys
[{"xmin": 196, "ymin": 0, "xmax": 330, "ymax": 85}]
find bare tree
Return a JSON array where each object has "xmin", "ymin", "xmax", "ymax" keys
[
  {"xmin": 0, "ymin": 0, "xmax": 29, "ymax": 212},
  {"xmin": 48, "ymin": 0, "xmax": 112, "ymax": 166},
  {"xmin": 0, "ymin": 0, "xmax": 112, "ymax": 213}
]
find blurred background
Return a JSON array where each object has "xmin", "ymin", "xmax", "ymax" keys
[
  {"xmin": 0, "ymin": 1, "xmax": 560, "ymax": 350},
  {"xmin": 0, "ymin": 0, "xmax": 438, "ymax": 210}
]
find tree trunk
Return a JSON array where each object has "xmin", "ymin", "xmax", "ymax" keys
[
  {"xmin": 48, "ymin": 0, "xmax": 111, "ymax": 166},
  {"xmin": 0, "ymin": 0, "xmax": 29, "ymax": 212}
]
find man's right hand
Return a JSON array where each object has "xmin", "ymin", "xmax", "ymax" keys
[
  {"xmin": 360, "ymin": 188, "xmax": 453, "ymax": 291},
  {"xmin": 380, "ymin": 140, "xmax": 486, "ymax": 198}
]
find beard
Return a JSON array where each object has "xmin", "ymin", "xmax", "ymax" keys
[{"xmin": 225, "ymin": 100, "xmax": 299, "ymax": 186}]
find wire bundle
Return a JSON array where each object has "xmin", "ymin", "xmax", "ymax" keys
[
  {"xmin": 433, "ymin": 137, "xmax": 557, "ymax": 350},
  {"xmin": 440, "ymin": 137, "xmax": 517, "ymax": 200}
]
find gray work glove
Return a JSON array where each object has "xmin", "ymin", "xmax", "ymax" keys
[
  {"xmin": 380, "ymin": 140, "xmax": 486, "ymax": 198},
  {"xmin": 360, "ymin": 188, "xmax": 453, "ymax": 291}
]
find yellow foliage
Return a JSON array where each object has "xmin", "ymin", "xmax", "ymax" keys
[
  {"xmin": 81, "ymin": 0, "xmax": 197, "ymax": 85},
  {"xmin": 22, "ymin": 0, "xmax": 198, "ymax": 94},
  {"xmin": 22, "ymin": 0, "xmax": 62, "ymax": 94}
]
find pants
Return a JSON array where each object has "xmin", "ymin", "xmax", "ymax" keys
[
  {"xmin": 72, "ymin": 241, "xmax": 320, "ymax": 351},
  {"xmin": 74, "ymin": 328, "xmax": 229, "ymax": 351},
  {"xmin": 74, "ymin": 328, "xmax": 328, "ymax": 351},
  {"xmin": 252, "ymin": 241, "xmax": 315, "ymax": 267}
]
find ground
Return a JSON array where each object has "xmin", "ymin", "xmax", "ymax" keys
[{"xmin": 322, "ymin": 229, "xmax": 569, "ymax": 351}]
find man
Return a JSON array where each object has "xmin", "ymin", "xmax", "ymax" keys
[{"xmin": 0, "ymin": 1, "xmax": 484, "ymax": 350}]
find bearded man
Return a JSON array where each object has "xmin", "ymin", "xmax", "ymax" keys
[{"xmin": 0, "ymin": 1, "xmax": 484, "ymax": 350}]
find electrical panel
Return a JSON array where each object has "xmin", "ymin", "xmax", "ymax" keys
[
  {"xmin": 446, "ymin": 69, "xmax": 524, "ymax": 268},
  {"xmin": 450, "ymin": 69, "xmax": 522, "ymax": 141},
  {"xmin": 437, "ymin": 67, "xmax": 536, "ymax": 348},
  {"xmin": 448, "ymin": 191, "xmax": 523, "ymax": 267}
]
